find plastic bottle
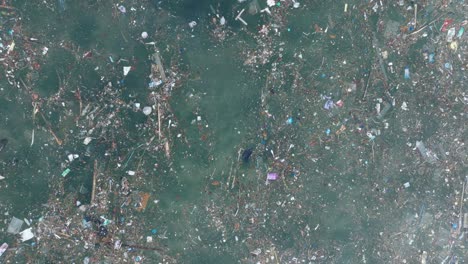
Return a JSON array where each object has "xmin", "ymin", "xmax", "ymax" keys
[
  {"xmin": 415, "ymin": 141, "xmax": 437, "ymax": 164},
  {"xmin": 446, "ymin": 28, "xmax": 456, "ymax": 42},
  {"xmin": 377, "ymin": 102, "xmax": 392, "ymax": 120},
  {"xmin": 415, "ymin": 141, "xmax": 428, "ymax": 156},
  {"xmin": 428, "ymin": 53, "xmax": 435, "ymax": 63},
  {"xmin": 457, "ymin": 27, "xmax": 464, "ymax": 38},
  {"xmin": 404, "ymin": 66, "xmax": 410, "ymax": 79}
]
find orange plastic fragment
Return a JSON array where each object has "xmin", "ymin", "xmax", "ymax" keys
[{"xmin": 136, "ymin": 193, "xmax": 151, "ymax": 212}]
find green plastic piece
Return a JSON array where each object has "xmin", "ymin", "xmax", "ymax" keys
[{"xmin": 61, "ymin": 168, "xmax": 71, "ymax": 177}]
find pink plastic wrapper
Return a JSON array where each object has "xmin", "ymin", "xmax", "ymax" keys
[
  {"xmin": 267, "ymin": 172, "xmax": 278, "ymax": 180},
  {"xmin": 0, "ymin": 243, "xmax": 8, "ymax": 257}
]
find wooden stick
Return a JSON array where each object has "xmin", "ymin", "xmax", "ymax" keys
[
  {"xmin": 32, "ymin": 102, "xmax": 39, "ymax": 121},
  {"xmin": 158, "ymin": 103, "xmax": 161, "ymax": 140},
  {"xmin": 414, "ymin": 4, "xmax": 418, "ymax": 29},
  {"xmin": 273, "ymin": 248, "xmax": 279, "ymax": 264},
  {"xmin": 91, "ymin": 160, "xmax": 98, "ymax": 205},
  {"xmin": 48, "ymin": 126, "xmax": 63, "ymax": 146},
  {"xmin": 409, "ymin": 13, "xmax": 444, "ymax": 36},
  {"xmin": 226, "ymin": 160, "xmax": 233, "ymax": 189},
  {"xmin": 153, "ymin": 51, "xmax": 167, "ymax": 81},
  {"xmin": 39, "ymin": 112, "xmax": 63, "ymax": 145},
  {"xmin": 120, "ymin": 30, "xmax": 128, "ymax": 43},
  {"xmin": 231, "ymin": 175, "xmax": 236, "ymax": 189},
  {"xmin": 0, "ymin": 5, "xmax": 14, "ymax": 10},
  {"xmin": 30, "ymin": 129, "xmax": 34, "ymax": 147},
  {"xmin": 120, "ymin": 243, "xmax": 165, "ymax": 253},
  {"xmin": 31, "ymin": 102, "xmax": 39, "ymax": 147},
  {"xmin": 75, "ymin": 87, "xmax": 82, "ymax": 119},
  {"xmin": 164, "ymin": 140, "xmax": 170, "ymax": 159},
  {"xmin": 362, "ymin": 68, "xmax": 372, "ymax": 100},
  {"xmin": 235, "ymin": 9, "xmax": 247, "ymax": 26},
  {"xmin": 281, "ymin": 169, "xmax": 289, "ymax": 190},
  {"xmin": 459, "ymin": 181, "xmax": 465, "ymax": 233},
  {"xmin": 19, "ymin": 78, "xmax": 32, "ymax": 94},
  {"xmin": 261, "ymin": 76, "xmax": 269, "ymax": 108}
]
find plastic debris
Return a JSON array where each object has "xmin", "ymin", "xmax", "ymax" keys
[
  {"xmin": 0, "ymin": 138, "xmax": 7, "ymax": 152},
  {"xmin": 401, "ymin": 102, "xmax": 408, "ymax": 111},
  {"xmin": 188, "ymin": 21, "xmax": 197, "ymax": 28},
  {"xmin": 335, "ymin": 100, "xmax": 344, "ymax": 107},
  {"xmin": 251, "ymin": 248, "xmax": 262, "ymax": 256},
  {"xmin": 415, "ymin": 141, "xmax": 438, "ymax": 164},
  {"xmin": 0, "ymin": 243, "xmax": 8, "ymax": 257},
  {"xmin": 440, "ymin": 18, "xmax": 453, "ymax": 32},
  {"xmin": 114, "ymin": 240, "xmax": 122, "ymax": 250},
  {"xmin": 377, "ymin": 101, "xmax": 392, "ymax": 120},
  {"xmin": 242, "ymin": 148, "xmax": 253, "ymax": 162},
  {"xmin": 446, "ymin": 28, "xmax": 456, "ymax": 42},
  {"xmin": 98, "ymin": 226, "xmax": 108, "ymax": 237},
  {"xmin": 118, "ymin": 5, "xmax": 126, "ymax": 13},
  {"xmin": 428, "ymin": 53, "xmax": 435, "ymax": 63},
  {"xmin": 404, "ymin": 66, "xmax": 410, "ymax": 79},
  {"xmin": 7, "ymin": 217, "xmax": 24, "ymax": 234},
  {"xmin": 19, "ymin": 228, "xmax": 35, "ymax": 242},
  {"xmin": 61, "ymin": 168, "xmax": 71, "ymax": 177},
  {"xmin": 457, "ymin": 27, "xmax": 464, "ymax": 38},
  {"xmin": 136, "ymin": 193, "xmax": 151, "ymax": 212},
  {"xmin": 83, "ymin": 137, "xmax": 92, "ymax": 145},
  {"xmin": 148, "ymin": 80, "xmax": 163, "ymax": 88},
  {"xmin": 142, "ymin": 106, "xmax": 152, "ymax": 116},
  {"xmin": 324, "ymin": 99, "xmax": 334, "ymax": 110},
  {"xmin": 0, "ymin": 1, "xmax": 465, "ymax": 263},
  {"xmin": 123, "ymin": 66, "xmax": 131, "ymax": 76},
  {"xmin": 267, "ymin": 172, "xmax": 278, "ymax": 180},
  {"xmin": 67, "ymin": 154, "xmax": 79, "ymax": 162}
]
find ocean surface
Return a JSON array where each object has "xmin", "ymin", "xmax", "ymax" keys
[{"xmin": 0, "ymin": 0, "xmax": 466, "ymax": 263}]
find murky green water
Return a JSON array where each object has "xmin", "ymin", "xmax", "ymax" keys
[{"xmin": 1, "ymin": 0, "xmax": 466, "ymax": 263}]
